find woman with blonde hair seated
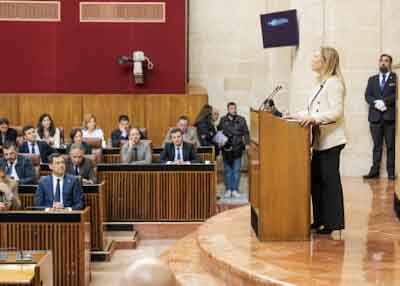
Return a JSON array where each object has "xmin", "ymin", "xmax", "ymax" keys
[
  {"xmin": 0, "ymin": 167, "xmax": 21, "ymax": 211},
  {"xmin": 82, "ymin": 114, "xmax": 106, "ymax": 148}
]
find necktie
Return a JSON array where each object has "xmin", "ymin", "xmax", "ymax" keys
[
  {"xmin": 133, "ymin": 147, "xmax": 138, "ymax": 161},
  {"xmin": 176, "ymin": 148, "xmax": 182, "ymax": 160},
  {"xmin": 30, "ymin": 143, "xmax": 35, "ymax": 154},
  {"xmin": 74, "ymin": 166, "xmax": 79, "ymax": 176},
  {"xmin": 6, "ymin": 164, "xmax": 12, "ymax": 176},
  {"xmin": 55, "ymin": 179, "xmax": 61, "ymax": 202},
  {"xmin": 381, "ymin": 74, "xmax": 387, "ymax": 91}
]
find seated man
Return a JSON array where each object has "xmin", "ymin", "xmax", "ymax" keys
[
  {"xmin": 0, "ymin": 117, "xmax": 17, "ymax": 146},
  {"xmin": 121, "ymin": 128, "xmax": 152, "ymax": 165},
  {"xmin": 111, "ymin": 115, "xmax": 145, "ymax": 147},
  {"xmin": 19, "ymin": 125, "xmax": 55, "ymax": 163},
  {"xmin": 0, "ymin": 166, "xmax": 21, "ymax": 211},
  {"xmin": 160, "ymin": 128, "xmax": 199, "ymax": 164},
  {"xmin": 162, "ymin": 115, "xmax": 200, "ymax": 147},
  {"xmin": 65, "ymin": 144, "xmax": 97, "ymax": 184},
  {"xmin": 34, "ymin": 153, "xmax": 84, "ymax": 210},
  {"xmin": 0, "ymin": 142, "xmax": 36, "ymax": 184}
]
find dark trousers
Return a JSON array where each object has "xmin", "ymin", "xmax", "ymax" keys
[
  {"xmin": 311, "ymin": 145, "xmax": 345, "ymax": 230},
  {"xmin": 369, "ymin": 119, "xmax": 396, "ymax": 176}
]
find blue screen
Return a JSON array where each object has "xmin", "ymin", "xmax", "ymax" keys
[{"xmin": 260, "ymin": 9, "xmax": 299, "ymax": 48}]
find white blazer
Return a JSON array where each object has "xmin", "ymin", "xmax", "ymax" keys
[{"xmin": 298, "ymin": 76, "xmax": 347, "ymax": 151}]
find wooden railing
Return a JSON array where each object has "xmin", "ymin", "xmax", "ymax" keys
[
  {"xmin": 0, "ymin": 209, "xmax": 91, "ymax": 286},
  {"xmin": 97, "ymin": 164, "xmax": 217, "ymax": 222},
  {"xmin": 18, "ymin": 184, "xmax": 105, "ymax": 251}
]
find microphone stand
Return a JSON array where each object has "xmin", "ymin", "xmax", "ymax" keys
[
  {"xmin": 259, "ymin": 86, "xmax": 280, "ymax": 111},
  {"xmin": 261, "ymin": 86, "xmax": 282, "ymax": 111}
]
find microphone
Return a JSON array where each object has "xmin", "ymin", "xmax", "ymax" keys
[
  {"xmin": 261, "ymin": 85, "xmax": 283, "ymax": 111},
  {"xmin": 259, "ymin": 85, "xmax": 281, "ymax": 110},
  {"xmin": 268, "ymin": 85, "xmax": 283, "ymax": 103}
]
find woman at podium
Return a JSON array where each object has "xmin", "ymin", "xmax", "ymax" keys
[{"xmin": 293, "ymin": 47, "xmax": 347, "ymax": 235}]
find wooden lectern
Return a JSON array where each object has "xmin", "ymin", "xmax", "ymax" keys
[{"xmin": 249, "ymin": 109, "xmax": 311, "ymax": 241}]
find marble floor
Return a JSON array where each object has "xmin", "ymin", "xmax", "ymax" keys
[
  {"xmin": 173, "ymin": 178, "xmax": 400, "ymax": 286},
  {"xmin": 90, "ymin": 178, "xmax": 400, "ymax": 286}
]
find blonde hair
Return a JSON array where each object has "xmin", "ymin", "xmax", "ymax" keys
[
  {"xmin": 318, "ymin": 47, "xmax": 346, "ymax": 92},
  {"xmin": 82, "ymin": 113, "xmax": 96, "ymax": 129}
]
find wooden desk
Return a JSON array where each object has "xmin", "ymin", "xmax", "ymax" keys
[
  {"xmin": 0, "ymin": 251, "xmax": 52, "ymax": 286},
  {"xmin": 97, "ymin": 163, "xmax": 217, "ymax": 222},
  {"xmin": 18, "ymin": 184, "xmax": 106, "ymax": 251},
  {"xmin": 0, "ymin": 209, "xmax": 91, "ymax": 286},
  {"xmin": 102, "ymin": 146, "xmax": 215, "ymax": 163}
]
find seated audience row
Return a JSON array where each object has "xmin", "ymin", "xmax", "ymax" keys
[
  {"xmin": 0, "ymin": 126, "xmax": 203, "ymax": 188},
  {"xmin": 0, "ymin": 105, "xmax": 220, "ymax": 150},
  {"xmin": 0, "ymin": 141, "xmax": 98, "ymax": 185}
]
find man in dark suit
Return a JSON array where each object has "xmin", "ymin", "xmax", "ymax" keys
[
  {"xmin": 111, "ymin": 115, "xmax": 145, "ymax": 147},
  {"xmin": 111, "ymin": 115, "xmax": 130, "ymax": 147},
  {"xmin": 364, "ymin": 54, "xmax": 397, "ymax": 180},
  {"xmin": 34, "ymin": 153, "xmax": 84, "ymax": 210},
  {"xmin": 65, "ymin": 143, "xmax": 97, "ymax": 184},
  {"xmin": 160, "ymin": 128, "xmax": 199, "ymax": 164},
  {"xmin": 0, "ymin": 142, "xmax": 36, "ymax": 184},
  {"xmin": 0, "ymin": 117, "xmax": 17, "ymax": 146},
  {"xmin": 19, "ymin": 125, "xmax": 55, "ymax": 163}
]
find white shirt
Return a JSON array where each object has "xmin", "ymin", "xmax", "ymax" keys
[
  {"xmin": 52, "ymin": 175, "xmax": 64, "ymax": 203},
  {"xmin": 174, "ymin": 145, "xmax": 183, "ymax": 161},
  {"xmin": 82, "ymin": 128, "xmax": 106, "ymax": 148},
  {"xmin": 8, "ymin": 160, "xmax": 19, "ymax": 181},
  {"xmin": 379, "ymin": 72, "xmax": 391, "ymax": 87},
  {"xmin": 37, "ymin": 128, "xmax": 61, "ymax": 148},
  {"xmin": 29, "ymin": 142, "xmax": 39, "ymax": 154}
]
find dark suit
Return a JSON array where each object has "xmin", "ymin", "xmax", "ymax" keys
[
  {"xmin": 66, "ymin": 142, "xmax": 92, "ymax": 155},
  {"xmin": 0, "ymin": 128, "xmax": 17, "ymax": 146},
  {"xmin": 365, "ymin": 72, "xmax": 397, "ymax": 176},
  {"xmin": 65, "ymin": 157, "xmax": 97, "ymax": 183},
  {"xmin": 111, "ymin": 129, "xmax": 128, "ymax": 147},
  {"xmin": 111, "ymin": 129, "xmax": 146, "ymax": 147},
  {"xmin": 160, "ymin": 142, "xmax": 199, "ymax": 163},
  {"xmin": 0, "ymin": 155, "xmax": 36, "ymax": 184},
  {"xmin": 34, "ymin": 174, "xmax": 84, "ymax": 210},
  {"xmin": 19, "ymin": 141, "xmax": 55, "ymax": 163}
]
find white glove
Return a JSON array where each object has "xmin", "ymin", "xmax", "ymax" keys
[{"xmin": 374, "ymin": 100, "xmax": 387, "ymax": 112}]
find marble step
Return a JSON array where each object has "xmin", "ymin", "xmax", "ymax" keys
[{"xmin": 161, "ymin": 232, "xmax": 226, "ymax": 286}]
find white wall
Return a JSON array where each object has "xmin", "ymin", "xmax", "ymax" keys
[{"xmin": 189, "ymin": 0, "xmax": 400, "ymax": 176}]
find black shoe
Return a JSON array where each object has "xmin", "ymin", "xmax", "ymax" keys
[
  {"xmin": 388, "ymin": 175, "xmax": 396, "ymax": 181},
  {"xmin": 363, "ymin": 173, "xmax": 379, "ymax": 180}
]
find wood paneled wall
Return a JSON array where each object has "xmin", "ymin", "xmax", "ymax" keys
[{"xmin": 0, "ymin": 86, "xmax": 208, "ymax": 146}]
